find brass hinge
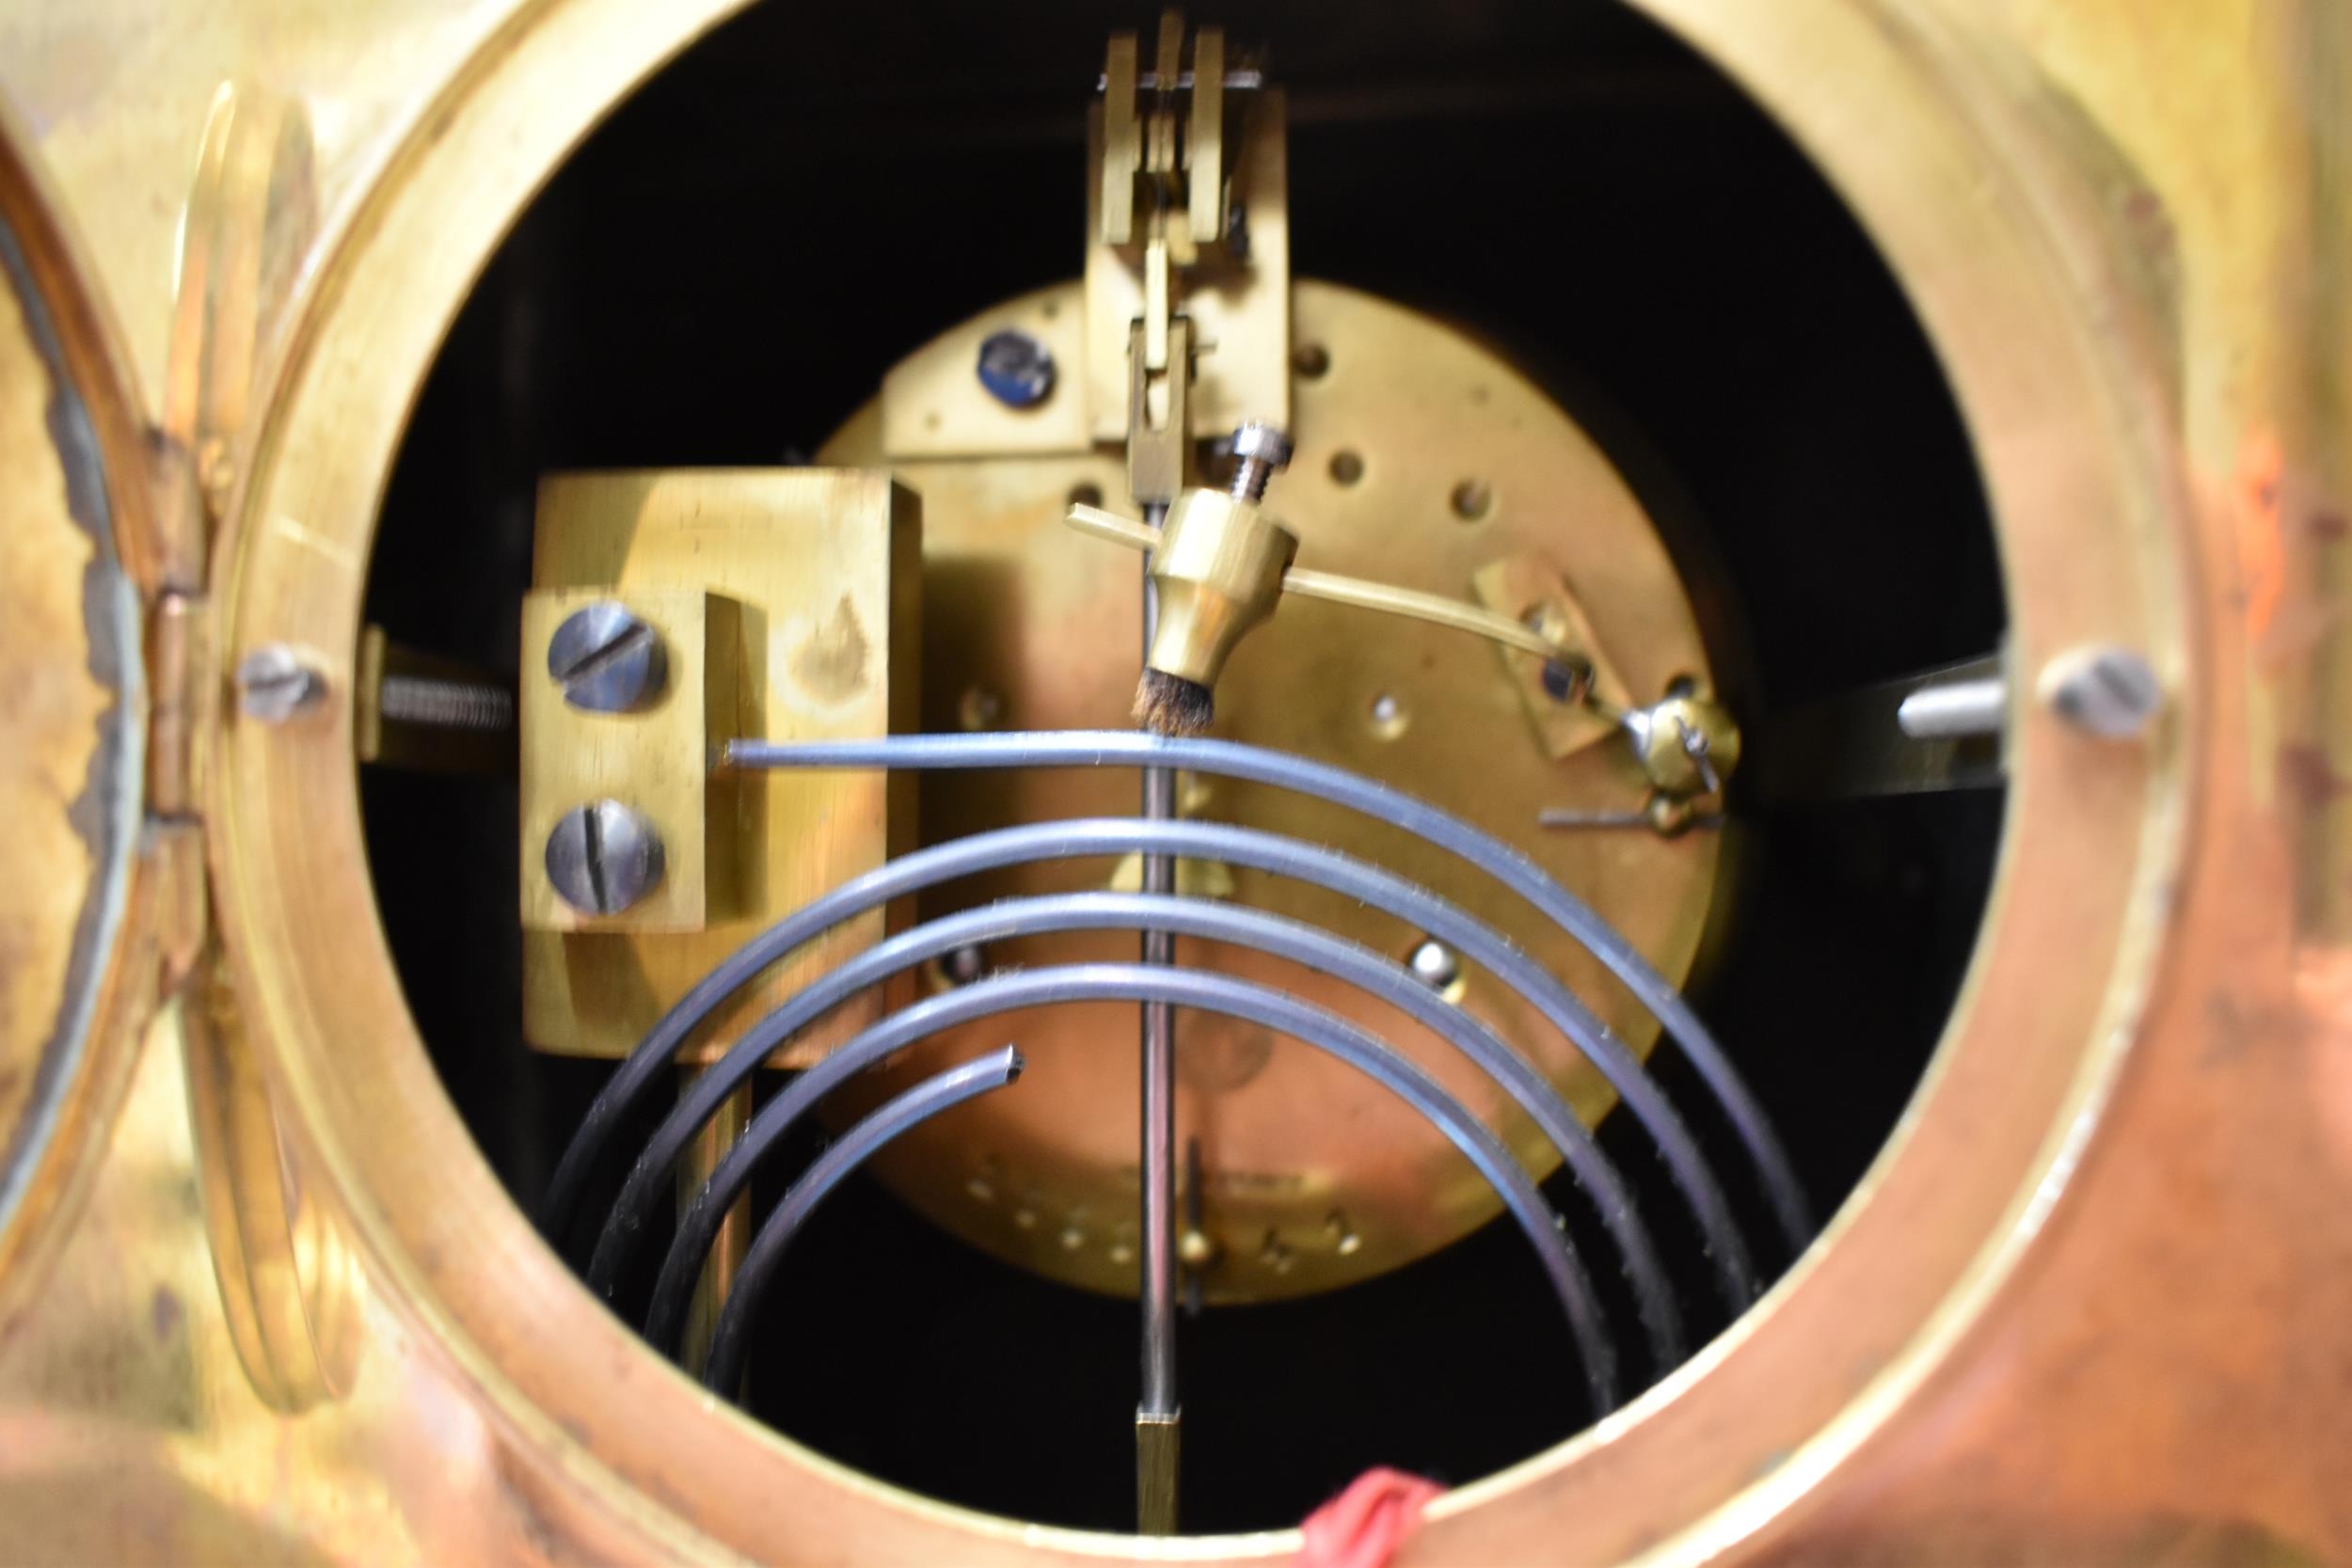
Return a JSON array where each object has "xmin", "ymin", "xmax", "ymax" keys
[
  {"xmin": 143, "ymin": 430, "xmax": 218, "ymax": 999},
  {"xmin": 136, "ymin": 73, "xmax": 318, "ymax": 1005},
  {"xmin": 147, "ymin": 589, "xmax": 214, "ymax": 998}
]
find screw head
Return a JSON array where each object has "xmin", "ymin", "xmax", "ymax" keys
[
  {"xmin": 2042, "ymin": 644, "xmax": 2161, "ymax": 739},
  {"xmin": 1229, "ymin": 420, "xmax": 1295, "ymax": 469},
  {"xmin": 544, "ymin": 800, "xmax": 665, "ymax": 916},
  {"xmin": 547, "ymin": 601, "xmax": 667, "ymax": 713},
  {"xmin": 1645, "ymin": 792, "xmax": 1699, "ymax": 836},
  {"xmin": 938, "ymin": 943, "xmax": 989, "ymax": 987},
  {"xmin": 976, "ymin": 328, "xmax": 1057, "ymax": 409},
  {"xmin": 1521, "ymin": 606, "xmax": 1595, "ymax": 705},
  {"xmin": 1539, "ymin": 658, "xmax": 1593, "ymax": 704},
  {"xmin": 957, "ymin": 687, "xmax": 1006, "ymax": 732},
  {"xmin": 1407, "ymin": 939, "xmax": 1461, "ymax": 991},
  {"xmin": 234, "ymin": 643, "xmax": 325, "ymax": 723}
]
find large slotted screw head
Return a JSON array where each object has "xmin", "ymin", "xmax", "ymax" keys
[
  {"xmin": 548, "ymin": 600, "xmax": 667, "ymax": 713},
  {"xmin": 545, "ymin": 800, "xmax": 665, "ymax": 916}
]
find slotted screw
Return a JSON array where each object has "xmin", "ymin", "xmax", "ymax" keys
[
  {"xmin": 2043, "ymin": 644, "xmax": 2162, "ymax": 740},
  {"xmin": 548, "ymin": 601, "xmax": 667, "ymax": 713},
  {"xmin": 544, "ymin": 800, "xmax": 665, "ymax": 916},
  {"xmin": 235, "ymin": 643, "xmax": 325, "ymax": 723}
]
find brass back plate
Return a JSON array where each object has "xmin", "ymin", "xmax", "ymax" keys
[{"xmin": 820, "ymin": 278, "xmax": 1720, "ymax": 1301}]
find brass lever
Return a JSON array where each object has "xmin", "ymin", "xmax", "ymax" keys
[{"xmin": 1065, "ymin": 501, "xmax": 1597, "ymax": 697}]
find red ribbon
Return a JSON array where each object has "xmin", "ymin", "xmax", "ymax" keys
[{"xmin": 1296, "ymin": 1467, "xmax": 1445, "ymax": 1568}]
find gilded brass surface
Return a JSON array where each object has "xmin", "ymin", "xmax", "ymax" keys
[
  {"xmin": 0, "ymin": 1010, "xmax": 652, "ymax": 1566},
  {"xmin": 182, "ymin": 965, "xmax": 358, "ymax": 1413},
  {"xmin": 0, "ymin": 102, "xmax": 156, "ymax": 1342},
  {"xmin": 523, "ymin": 469, "xmax": 920, "ymax": 1063},
  {"xmin": 0, "ymin": 2, "xmax": 2344, "ymax": 1564},
  {"xmin": 151, "ymin": 79, "xmax": 374, "ymax": 1442},
  {"xmin": 818, "ymin": 278, "xmax": 1722, "ymax": 1302}
]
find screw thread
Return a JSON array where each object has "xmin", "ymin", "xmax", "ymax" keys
[
  {"xmin": 1226, "ymin": 420, "xmax": 1291, "ymax": 502},
  {"xmin": 380, "ymin": 674, "xmax": 516, "ymax": 732}
]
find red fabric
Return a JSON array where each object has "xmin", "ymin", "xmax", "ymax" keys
[{"xmin": 1296, "ymin": 1467, "xmax": 1445, "ymax": 1568}]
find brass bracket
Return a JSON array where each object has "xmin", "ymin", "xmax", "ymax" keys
[
  {"xmin": 1470, "ymin": 554, "xmax": 1631, "ymax": 760},
  {"xmin": 875, "ymin": 12, "xmax": 1285, "ymax": 468},
  {"xmin": 1126, "ymin": 315, "xmax": 1194, "ymax": 504},
  {"xmin": 523, "ymin": 469, "xmax": 919, "ymax": 1064},
  {"xmin": 1088, "ymin": 11, "xmax": 1288, "ymax": 456}
]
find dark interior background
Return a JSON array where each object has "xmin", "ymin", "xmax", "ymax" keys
[{"xmin": 360, "ymin": 0, "xmax": 2004, "ymax": 1535}]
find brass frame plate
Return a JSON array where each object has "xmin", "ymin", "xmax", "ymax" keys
[{"xmin": 822, "ymin": 277, "xmax": 1721, "ymax": 1302}]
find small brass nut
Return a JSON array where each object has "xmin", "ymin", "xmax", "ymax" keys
[{"xmin": 1645, "ymin": 793, "xmax": 1700, "ymax": 836}]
